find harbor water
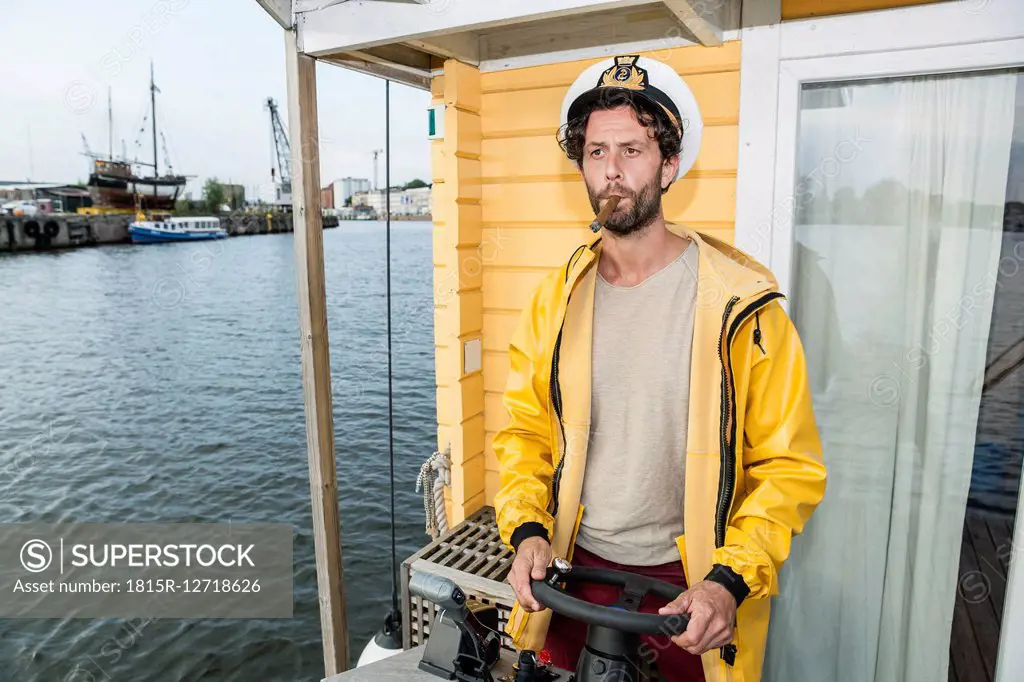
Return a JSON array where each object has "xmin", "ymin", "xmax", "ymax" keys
[{"xmin": 0, "ymin": 222, "xmax": 435, "ymax": 681}]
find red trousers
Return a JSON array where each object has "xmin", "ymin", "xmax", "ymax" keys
[{"xmin": 543, "ymin": 545, "xmax": 706, "ymax": 682}]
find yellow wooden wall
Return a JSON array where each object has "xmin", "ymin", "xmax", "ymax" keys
[
  {"xmin": 431, "ymin": 42, "xmax": 742, "ymax": 519},
  {"xmin": 431, "ymin": 61, "xmax": 485, "ymax": 525},
  {"xmin": 782, "ymin": 0, "xmax": 944, "ymax": 19}
]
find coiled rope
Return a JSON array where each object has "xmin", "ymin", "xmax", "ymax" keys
[{"xmin": 416, "ymin": 446, "xmax": 451, "ymax": 539}]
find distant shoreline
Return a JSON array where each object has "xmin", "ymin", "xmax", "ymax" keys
[{"xmin": 336, "ymin": 214, "xmax": 432, "ymax": 222}]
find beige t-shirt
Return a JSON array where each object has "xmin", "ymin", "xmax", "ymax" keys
[{"xmin": 575, "ymin": 241, "xmax": 697, "ymax": 566}]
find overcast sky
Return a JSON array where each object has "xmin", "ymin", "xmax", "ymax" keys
[{"xmin": 0, "ymin": 0, "xmax": 433, "ymax": 202}]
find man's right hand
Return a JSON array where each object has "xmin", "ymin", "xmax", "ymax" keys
[{"xmin": 508, "ymin": 536, "xmax": 552, "ymax": 612}]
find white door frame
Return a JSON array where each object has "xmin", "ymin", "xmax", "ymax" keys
[
  {"xmin": 735, "ymin": 0, "xmax": 1024, "ymax": 295},
  {"xmin": 733, "ymin": 0, "xmax": 1024, "ymax": 678},
  {"xmin": 769, "ymin": 36, "xmax": 1024, "ymax": 295}
]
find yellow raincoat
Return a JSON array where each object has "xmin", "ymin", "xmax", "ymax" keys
[{"xmin": 492, "ymin": 224, "xmax": 827, "ymax": 682}]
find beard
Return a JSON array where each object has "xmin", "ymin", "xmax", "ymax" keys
[{"xmin": 586, "ymin": 170, "xmax": 662, "ymax": 237}]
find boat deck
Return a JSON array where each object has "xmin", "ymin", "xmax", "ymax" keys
[
  {"xmin": 950, "ymin": 510, "xmax": 1016, "ymax": 682},
  {"xmin": 322, "ymin": 648, "xmax": 523, "ymax": 682}
]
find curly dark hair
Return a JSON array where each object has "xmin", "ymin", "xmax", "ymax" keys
[{"xmin": 556, "ymin": 89, "xmax": 683, "ymax": 194}]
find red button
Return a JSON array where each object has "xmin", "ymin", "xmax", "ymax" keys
[{"xmin": 537, "ymin": 649, "xmax": 552, "ymax": 666}]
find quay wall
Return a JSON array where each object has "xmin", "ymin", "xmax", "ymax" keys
[
  {"xmin": 0, "ymin": 214, "xmax": 131, "ymax": 252},
  {"xmin": 0, "ymin": 213, "xmax": 337, "ymax": 253}
]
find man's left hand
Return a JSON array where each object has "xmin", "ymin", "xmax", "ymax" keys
[{"xmin": 658, "ymin": 580, "xmax": 736, "ymax": 655}]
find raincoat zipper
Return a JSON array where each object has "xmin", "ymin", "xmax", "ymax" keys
[
  {"xmin": 547, "ymin": 243, "xmax": 596, "ymax": 517},
  {"xmin": 715, "ymin": 291, "xmax": 785, "ymax": 547},
  {"xmin": 549, "ymin": 326, "xmax": 567, "ymax": 517}
]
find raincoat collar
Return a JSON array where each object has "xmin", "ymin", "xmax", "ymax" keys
[{"xmin": 565, "ymin": 223, "xmax": 779, "ymax": 309}]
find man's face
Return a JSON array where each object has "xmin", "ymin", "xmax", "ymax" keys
[{"xmin": 580, "ymin": 105, "xmax": 679, "ymax": 237}]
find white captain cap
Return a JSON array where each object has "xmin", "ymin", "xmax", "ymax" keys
[{"xmin": 559, "ymin": 54, "xmax": 703, "ymax": 180}]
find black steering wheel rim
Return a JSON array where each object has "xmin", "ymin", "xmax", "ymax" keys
[{"xmin": 531, "ymin": 566, "xmax": 689, "ymax": 636}]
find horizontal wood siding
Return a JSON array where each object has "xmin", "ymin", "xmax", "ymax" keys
[
  {"xmin": 473, "ymin": 42, "xmax": 743, "ymax": 507},
  {"xmin": 432, "ymin": 60, "xmax": 488, "ymax": 524},
  {"xmin": 782, "ymin": 0, "xmax": 945, "ymax": 19}
]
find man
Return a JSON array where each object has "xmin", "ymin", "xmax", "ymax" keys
[{"xmin": 492, "ymin": 54, "xmax": 827, "ymax": 682}]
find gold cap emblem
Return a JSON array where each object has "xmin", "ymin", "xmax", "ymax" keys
[{"xmin": 598, "ymin": 55, "xmax": 647, "ymax": 91}]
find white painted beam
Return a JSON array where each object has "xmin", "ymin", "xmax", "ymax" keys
[
  {"xmin": 295, "ymin": 0, "xmax": 427, "ymax": 10},
  {"xmin": 779, "ymin": 0, "xmax": 1024, "ymax": 59},
  {"xmin": 255, "ymin": 0, "xmax": 292, "ymax": 29},
  {"xmin": 358, "ymin": 42, "xmax": 434, "ymax": 70},
  {"xmin": 321, "ymin": 55, "xmax": 431, "ymax": 91},
  {"xmin": 661, "ymin": 0, "xmax": 741, "ymax": 47},
  {"xmin": 479, "ymin": 34, "xmax": 698, "ymax": 73},
  {"xmin": 293, "ymin": 0, "xmax": 346, "ymax": 10},
  {"xmin": 404, "ymin": 33, "xmax": 482, "ymax": 65},
  {"xmin": 480, "ymin": 5, "xmax": 689, "ymax": 63},
  {"xmin": 297, "ymin": 0, "xmax": 654, "ymax": 56},
  {"xmin": 732, "ymin": 0, "xmax": 781, "ymax": 267}
]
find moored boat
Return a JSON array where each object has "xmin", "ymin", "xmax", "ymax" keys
[
  {"xmin": 87, "ymin": 159, "xmax": 187, "ymax": 212},
  {"xmin": 129, "ymin": 216, "xmax": 227, "ymax": 243}
]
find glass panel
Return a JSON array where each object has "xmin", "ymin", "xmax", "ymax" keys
[{"xmin": 764, "ymin": 70, "xmax": 1023, "ymax": 682}]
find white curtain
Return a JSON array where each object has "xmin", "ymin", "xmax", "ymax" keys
[{"xmin": 763, "ymin": 71, "xmax": 1018, "ymax": 682}]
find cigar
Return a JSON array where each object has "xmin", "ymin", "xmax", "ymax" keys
[{"xmin": 589, "ymin": 195, "xmax": 621, "ymax": 233}]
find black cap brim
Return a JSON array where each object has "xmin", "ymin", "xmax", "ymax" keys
[{"xmin": 565, "ymin": 85, "xmax": 683, "ymax": 133}]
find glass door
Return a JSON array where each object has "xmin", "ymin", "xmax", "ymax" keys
[{"xmin": 761, "ymin": 68, "xmax": 1024, "ymax": 682}]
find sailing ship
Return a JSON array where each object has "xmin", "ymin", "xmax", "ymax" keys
[
  {"xmin": 84, "ymin": 63, "xmax": 187, "ymax": 212},
  {"xmin": 86, "ymin": 159, "xmax": 185, "ymax": 211}
]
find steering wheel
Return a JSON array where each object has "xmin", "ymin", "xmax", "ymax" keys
[{"xmin": 530, "ymin": 561, "xmax": 689, "ymax": 636}]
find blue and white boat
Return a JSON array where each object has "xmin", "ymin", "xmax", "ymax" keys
[{"xmin": 129, "ymin": 216, "xmax": 228, "ymax": 244}]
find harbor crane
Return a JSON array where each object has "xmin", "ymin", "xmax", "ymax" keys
[
  {"xmin": 372, "ymin": 149, "xmax": 383, "ymax": 192},
  {"xmin": 265, "ymin": 97, "xmax": 292, "ymax": 204}
]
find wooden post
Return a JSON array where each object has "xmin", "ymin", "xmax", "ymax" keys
[{"xmin": 285, "ymin": 29, "xmax": 349, "ymax": 676}]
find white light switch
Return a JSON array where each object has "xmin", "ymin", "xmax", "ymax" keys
[{"xmin": 463, "ymin": 338, "xmax": 481, "ymax": 375}]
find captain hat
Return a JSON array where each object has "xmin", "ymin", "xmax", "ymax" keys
[{"xmin": 560, "ymin": 54, "xmax": 703, "ymax": 180}]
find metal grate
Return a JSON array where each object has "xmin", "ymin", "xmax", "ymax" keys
[{"xmin": 401, "ymin": 506, "xmax": 516, "ymax": 652}]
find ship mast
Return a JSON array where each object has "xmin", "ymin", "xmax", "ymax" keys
[
  {"xmin": 150, "ymin": 61, "xmax": 159, "ymax": 178},
  {"xmin": 108, "ymin": 87, "xmax": 113, "ymax": 160}
]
